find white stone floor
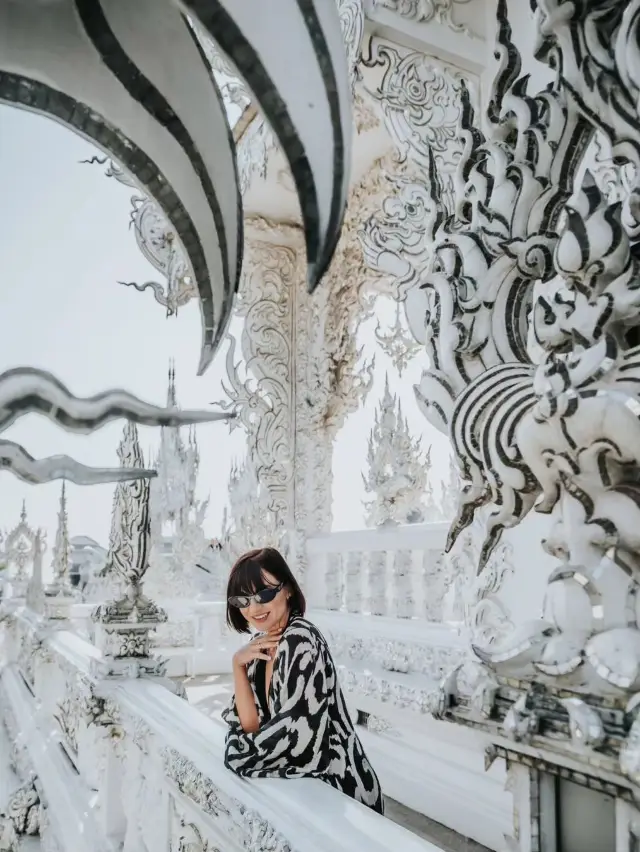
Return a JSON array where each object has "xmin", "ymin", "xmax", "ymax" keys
[{"xmin": 181, "ymin": 674, "xmax": 489, "ymax": 852}]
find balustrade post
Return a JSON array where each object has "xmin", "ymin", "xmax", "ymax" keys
[
  {"xmin": 345, "ymin": 551, "xmax": 364, "ymax": 613},
  {"xmin": 325, "ymin": 552, "xmax": 344, "ymax": 611},
  {"xmin": 368, "ymin": 551, "xmax": 388, "ymax": 616},
  {"xmin": 392, "ymin": 550, "xmax": 414, "ymax": 618}
]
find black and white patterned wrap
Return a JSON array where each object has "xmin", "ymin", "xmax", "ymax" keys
[{"xmin": 222, "ymin": 616, "xmax": 384, "ymax": 814}]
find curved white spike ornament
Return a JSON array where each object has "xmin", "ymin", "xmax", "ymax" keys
[
  {"xmin": 0, "ymin": 367, "xmax": 233, "ymax": 485},
  {"xmin": 0, "ymin": 0, "xmax": 352, "ymax": 369},
  {"xmin": 0, "ymin": 0, "xmax": 352, "ymax": 486},
  {"xmin": 183, "ymin": 0, "xmax": 353, "ymax": 289}
]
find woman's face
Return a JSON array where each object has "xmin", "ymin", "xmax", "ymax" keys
[{"xmin": 242, "ymin": 569, "xmax": 290, "ymax": 633}]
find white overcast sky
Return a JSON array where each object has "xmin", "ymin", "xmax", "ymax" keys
[{"xmin": 0, "ymin": 105, "xmax": 450, "ymax": 555}]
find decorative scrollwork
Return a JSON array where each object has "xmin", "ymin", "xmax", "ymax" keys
[{"xmin": 374, "ymin": 0, "xmax": 474, "ymax": 37}]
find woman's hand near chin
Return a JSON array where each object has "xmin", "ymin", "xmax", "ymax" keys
[{"xmin": 233, "ymin": 629, "xmax": 283, "ymax": 669}]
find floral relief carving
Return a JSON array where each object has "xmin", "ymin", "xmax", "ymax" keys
[
  {"xmin": 359, "ymin": 49, "xmax": 470, "ymax": 374},
  {"xmin": 374, "ymin": 0, "xmax": 475, "ymax": 37},
  {"xmin": 216, "ymin": 222, "xmax": 302, "ymax": 530},
  {"xmin": 391, "ymin": 0, "xmax": 640, "ymax": 700},
  {"xmin": 0, "ymin": 782, "xmax": 40, "ymax": 849},
  {"xmin": 236, "ymin": 115, "xmax": 277, "ymax": 196},
  {"xmin": 373, "ymin": 301, "xmax": 422, "ymax": 375},
  {"xmin": 294, "ymin": 155, "xmax": 392, "ymax": 539},
  {"xmin": 163, "ymin": 749, "xmax": 293, "ymax": 852},
  {"xmin": 327, "ymin": 628, "xmax": 465, "ymax": 681},
  {"xmin": 363, "ymin": 43, "xmax": 467, "ymax": 212}
]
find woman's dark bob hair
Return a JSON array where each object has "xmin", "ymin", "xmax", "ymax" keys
[{"xmin": 226, "ymin": 547, "xmax": 306, "ymax": 633}]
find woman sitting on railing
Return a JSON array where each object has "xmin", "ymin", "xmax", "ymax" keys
[{"xmin": 222, "ymin": 547, "xmax": 384, "ymax": 814}]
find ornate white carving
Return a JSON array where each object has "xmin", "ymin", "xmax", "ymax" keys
[
  {"xmin": 393, "ymin": 0, "xmax": 640, "ymax": 703},
  {"xmin": 2, "ymin": 502, "xmax": 39, "ymax": 593},
  {"xmin": 359, "ymin": 50, "xmax": 469, "ymax": 361},
  {"xmin": 337, "ymin": 0, "xmax": 365, "ymax": 88},
  {"xmin": 235, "ymin": 115, "xmax": 277, "ymax": 196},
  {"xmin": 329, "ymin": 628, "xmax": 465, "ymax": 681},
  {"xmin": 437, "ymin": 455, "xmax": 461, "ymax": 522},
  {"xmin": 363, "ymin": 44, "xmax": 466, "ymax": 215},
  {"xmin": 337, "ymin": 656, "xmax": 463, "ymax": 716},
  {"xmin": 92, "ymin": 423, "xmax": 167, "ymax": 666},
  {"xmin": 586, "ymin": 133, "xmax": 637, "ymax": 206},
  {"xmin": 294, "ymin": 161, "xmax": 385, "ymax": 537},
  {"xmin": 142, "ymin": 366, "xmax": 219, "ymax": 602},
  {"xmin": 172, "ymin": 802, "xmax": 212, "ymax": 852},
  {"xmin": 0, "ymin": 781, "xmax": 40, "ymax": 849},
  {"xmin": 374, "ymin": 0, "xmax": 474, "ymax": 36},
  {"xmin": 163, "ymin": 749, "xmax": 293, "ymax": 852},
  {"xmin": 441, "ymin": 511, "xmax": 515, "ymax": 647},
  {"xmin": 151, "ymin": 366, "xmax": 206, "ymax": 539},
  {"xmin": 190, "ymin": 23, "xmax": 252, "ymax": 116},
  {"xmin": 216, "ymin": 222, "xmax": 302, "ymax": 530},
  {"xmin": 363, "ymin": 375, "xmax": 429, "ymax": 526},
  {"xmin": 25, "ymin": 531, "xmax": 45, "ymax": 616},
  {"xmin": 374, "ymin": 300, "xmax": 422, "ymax": 375}
]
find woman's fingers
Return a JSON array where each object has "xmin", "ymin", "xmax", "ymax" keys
[
  {"xmin": 253, "ymin": 636, "xmax": 280, "ymax": 647},
  {"xmin": 255, "ymin": 653, "xmax": 271, "ymax": 661}
]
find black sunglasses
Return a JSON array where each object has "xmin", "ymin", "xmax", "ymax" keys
[{"xmin": 228, "ymin": 583, "xmax": 284, "ymax": 609}]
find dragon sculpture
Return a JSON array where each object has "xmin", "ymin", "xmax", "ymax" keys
[
  {"xmin": 406, "ymin": 0, "xmax": 640, "ymax": 688},
  {"xmin": 0, "ymin": 0, "xmax": 352, "ymax": 484}
]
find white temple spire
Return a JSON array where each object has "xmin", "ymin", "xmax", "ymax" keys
[
  {"xmin": 49, "ymin": 481, "xmax": 71, "ymax": 592},
  {"xmin": 362, "ymin": 374, "xmax": 429, "ymax": 527},
  {"xmin": 166, "ymin": 360, "xmax": 178, "ymax": 409}
]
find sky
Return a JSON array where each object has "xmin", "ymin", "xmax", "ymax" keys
[{"xmin": 0, "ymin": 104, "xmax": 451, "ymax": 557}]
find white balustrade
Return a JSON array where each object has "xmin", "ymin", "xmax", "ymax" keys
[
  {"xmin": 304, "ymin": 522, "xmax": 513, "ymax": 850},
  {"xmin": 305, "ymin": 522, "xmax": 450, "ymax": 619},
  {"xmin": 0, "ymin": 607, "xmax": 446, "ymax": 852},
  {"xmin": 305, "ymin": 523, "xmax": 465, "ymax": 725}
]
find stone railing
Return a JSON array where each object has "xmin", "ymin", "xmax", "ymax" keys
[
  {"xmin": 305, "ymin": 523, "xmax": 468, "ymax": 720},
  {"xmin": 304, "ymin": 524, "xmax": 513, "ymax": 851},
  {"xmin": 0, "ymin": 604, "xmax": 445, "ymax": 852},
  {"xmin": 305, "ymin": 522, "xmax": 451, "ymax": 619}
]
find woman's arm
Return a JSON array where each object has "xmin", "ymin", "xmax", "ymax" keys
[
  {"xmin": 224, "ymin": 631, "xmax": 282, "ymax": 734},
  {"xmin": 232, "ymin": 660, "xmax": 260, "ymax": 734},
  {"xmin": 223, "ymin": 622, "xmax": 331, "ymax": 778}
]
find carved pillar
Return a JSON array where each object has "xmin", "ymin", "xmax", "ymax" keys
[
  {"xmin": 220, "ymin": 197, "xmax": 378, "ymax": 573},
  {"xmin": 220, "ymin": 218, "xmax": 303, "ymax": 536}
]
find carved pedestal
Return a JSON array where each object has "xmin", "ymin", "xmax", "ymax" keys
[{"xmin": 92, "ymin": 586, "xmax": 167, "ymax": 678}]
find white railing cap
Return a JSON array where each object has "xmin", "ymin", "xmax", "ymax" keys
[
  {"xmin": 306, "ymin": 522, "xmax": 449, "ymax": 555},
  {"xmin": 104, "ymin": 678, "xmax": 445, "ymax": 852}
]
